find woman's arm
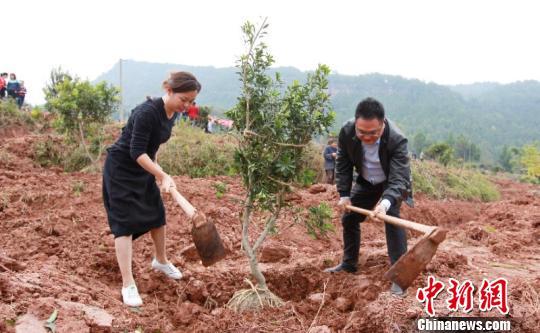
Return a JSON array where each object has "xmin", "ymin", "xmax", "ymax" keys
[
  {"xmin": 136, "ymin": 154, "xmax": 165, "ymax": 180},
  {"xmin": 137, "ymin": 154, "xmax": 175, "ymax": 192}
]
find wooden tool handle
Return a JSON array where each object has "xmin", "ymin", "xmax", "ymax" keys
[
  {"xmin": 170, "ymin": 188, "xmax": 197, "ymax": 218},
  {"xmin": 345, "ymin": 205, "xmax": 435, "ymax": 235}
]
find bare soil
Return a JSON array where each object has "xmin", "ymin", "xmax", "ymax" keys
[{"xmin": 1, "ymin": 129, "xmax": 539, "ymax": 332}]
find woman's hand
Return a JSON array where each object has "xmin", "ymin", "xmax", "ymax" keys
[
  {"xmin": 136, "ymin": 154, "xmax": 174, "ymax": 192},
  {"xmin": 158, "ymin": 173, "xmax": 176, "ymax": 193}
]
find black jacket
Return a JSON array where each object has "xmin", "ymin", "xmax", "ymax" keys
[{"xmin": 335, "ymin": 118, "xmax": 413, "ymax": 207}]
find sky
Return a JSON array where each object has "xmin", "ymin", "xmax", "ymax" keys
[{"xmin": 3, "ymin": 0, "xmax": 540, "ymax": 105}]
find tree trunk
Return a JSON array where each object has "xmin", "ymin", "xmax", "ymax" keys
[
  {"xmin": 241, "ymin": 193, "xmax": 283, "ymax": 291},
  {"xmin": 241, "ymin": 196, "xmax": 268, "ymax": 289},
  {"xmin": 78, "ymin": 120, "xmax": 95, "ymax": 163}
]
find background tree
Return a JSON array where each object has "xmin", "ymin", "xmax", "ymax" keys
[
  {"xmin": 498, "ymin": 145, "xmax": 520, "ymax": 172},
  {"xmin": 225, "ymin": 19, "xmax": 334, "ymax": 312},
  {"xmin": 453, "ymin": 134, "xmax": 481, "ymax": 163},
  {"xmin": 520, "ymin": 143, "xmax": 540, "ymax": 183},
  {"xmin": 45, "ymin": 75, "xmax": 119, "ymax": 170},
  {"xmin": 412, "ymin": 132, "xmax": 429, "ymax": 155},
  {"xmin": 43, "ymin": 67, "xmax": 73, "ymax": 110},
  {"xmin": 425, "ymin": 142, "xmax": 455, "ymax": 166}
]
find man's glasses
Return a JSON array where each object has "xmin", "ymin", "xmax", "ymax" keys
[{"xmin": 355, "ymin": 126, "xmax": 382, "ymax": 137}]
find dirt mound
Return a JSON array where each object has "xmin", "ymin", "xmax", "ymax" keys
[{"xmin": 1, "ymin": 128, "xmax": 539, "ymax": 332}]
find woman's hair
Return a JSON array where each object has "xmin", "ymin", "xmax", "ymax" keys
[
  {"xmin": 162, "ymin": 71, "xmax": 201, "ymax": 93},
  {"xmin": 9, "ymin": 73, "xmax": 16, "ymax": 80}
]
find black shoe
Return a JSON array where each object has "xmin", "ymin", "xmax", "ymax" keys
[
  {"xmin": 390, "ymin": 282, "xmax": 407, "ymax": 297},
  {"xmin": 324, "ymin": 264, "xmax": 357, "ymax": 274}
]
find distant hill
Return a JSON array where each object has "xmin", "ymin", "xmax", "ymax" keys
[{"xmin": 95, "ymin": 60, "xmax": 540, "ymax": 162}]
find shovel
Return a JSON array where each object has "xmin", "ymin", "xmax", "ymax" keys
[
  {"xmin": 170, "ymin": 188, "xmax": 226, "ymax": 266},
  {"xmin": 345, "ymin": 205, "xmax": 447, "ymax": 290}
]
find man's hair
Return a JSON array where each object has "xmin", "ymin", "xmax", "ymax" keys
[
  {"xmin": 1, "ymin": 73, "xmax": 8, "ymax": 77},
  {"xmin": 355, "ymin": 97, "xmax": 385, "ymax": 120}
]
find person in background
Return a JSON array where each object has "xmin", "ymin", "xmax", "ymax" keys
[
  {"xmin": 323, "ymin": 138, "xmax": 338, "ymax": 184},
  {"xmin": 16, "ymin": 80, "xmax": 27, "ymax": 109},
  {"xmin": 206, "ymin": 116, "xmax": 215, "ymax": 133},
  {"xmin": 187, "ymin": 101, "xmax": 199, "ymax": 126},
  {"xmin": 0, "ymin": 73, "xmax": 8, "ymax": 99},
  {"xmin": 6, "ymin": 73, "xmax": 20, "ymax": 99}
]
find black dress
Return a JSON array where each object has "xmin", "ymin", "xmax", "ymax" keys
[{"xmin": 103, "ymin": 97, "xmax": 178, "ymax": 239}]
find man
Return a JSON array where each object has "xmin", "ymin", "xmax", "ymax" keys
[
  {"xmin": 323, "ymin": 138, "xmax": 338, "ymax": 184},
  {"xmin": 325, "ymin": 97, "xmax": 412, "ymax": 296}
]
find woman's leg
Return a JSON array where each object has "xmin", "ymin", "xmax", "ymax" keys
[
  {"xmin": 150, "ymin": 225, "xmax": 167, "ymax": 263},
  {"xmin": 114, "ymin": 235, "xmax": 135, "ymax": 287},
  {"xmin": 150, "ymin": 225, "xmax": 182, "ymax": 279}
]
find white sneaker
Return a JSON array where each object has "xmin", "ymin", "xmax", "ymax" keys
[
  {"xmin": 151, "ymin": 258, "xmax": 182, "ymax": 280},
  {"xmin": 121, "ymin": 284, "xmax": 143, "ymax": 307}
]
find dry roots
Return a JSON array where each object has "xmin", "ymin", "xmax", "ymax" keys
[{"xmin": 227, "ymin": 279, "xmax": 284, "ymax": 312}]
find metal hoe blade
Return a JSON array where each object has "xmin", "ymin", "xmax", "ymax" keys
[
  {"xmin": 384, "ymin": 228, "xmax": 447, "ymax": 290},
  {"xmin": 190, "ymin": 213, "xmax": 227, "ymax": 267}
]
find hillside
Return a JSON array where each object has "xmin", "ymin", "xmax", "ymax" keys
[
  {"xmin": 96, "ymin": 60, "xmax": 540, "ymax": 162},
  {"xmin": 1, "ymin": 121, "xmax": 539, "ymax": 332}
]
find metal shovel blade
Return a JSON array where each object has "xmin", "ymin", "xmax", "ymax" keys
[
  {"xmin": 190, "ymin": 213, "xmax": 226, "ymax": 267},
  {"xmin": 384, "ymin": 228, "xmax": 447, "ymax": 290}
]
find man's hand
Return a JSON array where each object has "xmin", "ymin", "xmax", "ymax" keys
[
  {"xmin": 372, "ymin": 199, "xmax": 391, "ymax": 223},
  {"xmin": 372, "ymin": 203, "xmax": 387, "ymax": 222},
  {"xmin": 338, "ymin": 197, "xmax": 352, "ymax": 213}
]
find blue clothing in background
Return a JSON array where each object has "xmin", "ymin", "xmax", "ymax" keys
[
  {"xmin": 323, "ymin": 145, "xmax": 337, "ymax": 170},
  {"xmin": 6, "ymin": 80, "xmax": 20, "ymax": 98}
]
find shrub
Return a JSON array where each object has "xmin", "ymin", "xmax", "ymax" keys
[
  {"xmin": 412, "ymin": 160, "xmax": 500, "ymax": 201},
  {"xmin": 158, "ymin": 123, "xmax": 237, "ymax": 177},
  {"xmin": 298, "ymin": 142, "xmax": 325, "ymax": 185},
  {"xmin": 72, "ymin": 180, "xmax": 86, "ymax": 196},
  {"xmin": 32, "ymin": 136, "xmax": 93, "ymax": 172},
  {"xmin": 32, "ymin": 137, "xmax": 65, "ymax": 167},
  {"xmin": 0, "ymin": 99, "xmax": 34, "ymax": 128},
  {"xmin": 45, "ymin": 72, "xmax": 118, "ymax": 169},
  {"xmin": 30, "ymin": 107, "xmax": 43, "ymax": 120},
  {"xmin": 305, "ymin": 203, "xmax": 335, "ymax": 239},
  {"xmin": 0, "ymin": 149, "xmax": 15, "ymax": 168},
  {"xmin": 425, "ymin": 142, "xmax": 455, "ymax": 166},
  {"xmin": 213, "ymin": 181, "xmax": 228, "ymax": 199},
  {"xmin": 63, "ymin": 146, "xmax": 93, "ymax": 172}
]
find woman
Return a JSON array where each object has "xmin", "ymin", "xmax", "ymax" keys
[
  {"xmin": 6, "ymin": 73, "xmax": 20, "ymax": 99},
  {"xmin": 103, "ymin": 71, "xmax": 201, "ymax": 307}
]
